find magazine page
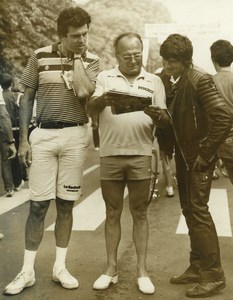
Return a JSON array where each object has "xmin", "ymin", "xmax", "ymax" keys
[{"xmin": 106, "ymin": 89, "xmax": 152, "ymax": 114}]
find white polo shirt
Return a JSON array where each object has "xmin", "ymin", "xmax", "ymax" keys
[{"xmin": 92, "ymin": 66, "xmax": 166, "ymax": 157}]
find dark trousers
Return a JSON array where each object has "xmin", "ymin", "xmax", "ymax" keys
[
  {"xmin": 11, "ymin": 130, "xmax": 23, "ymax": 188},
  {"xmin": 0, "ymin": 132, "xmax": 14, "ymax": 191},
  {"xmin": 92, "ymin": 127, "xmax": 99, "ymax": 148},
  {"xmin": 91, "ymin": 116, "xmax": 99, "ymax": 149},
  {"xmin": 175, "ymin": 147, "xmax": 224, "ymax": 283}
]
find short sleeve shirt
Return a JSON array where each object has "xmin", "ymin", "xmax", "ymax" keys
[
  {"xmin": 21, "ymin": 43, "xmax": 100, "ymax": 124},
  {"xmin": 91, "ymin": 67, "xmax": 166, "ymax": 157},
  {"xmin": 213, "ymin": 70, "xmax": 233, "ymax": 115}
]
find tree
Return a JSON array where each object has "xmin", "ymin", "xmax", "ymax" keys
[
  {"xmin": 0, "ymin": 0, "xmax": 171, "ymax": 76},
  {"xmin": 83, "ymin": 0, "xmax": 171, "ymax": 70},
  {"xmin": 0, "ymin": 0, "xmax": 72, "ymax": 75}
]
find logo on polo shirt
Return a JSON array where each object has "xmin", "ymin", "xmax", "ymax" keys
[{"xmin": 138, "ymin": 86, "xmax": 153, "ymax": 94}]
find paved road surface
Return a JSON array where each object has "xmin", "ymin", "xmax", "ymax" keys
[{"xmin": 0, "ymin": 146, "xmax": 232, "ymax": 300}]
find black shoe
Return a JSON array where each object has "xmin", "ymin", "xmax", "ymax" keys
[
  {"xmin": 170, "ymin": 272, "xmax": 199, "ymax": 284},
  {"xmin": 186, "ymin": 281, "xmax": 226, "ymax": 298}
]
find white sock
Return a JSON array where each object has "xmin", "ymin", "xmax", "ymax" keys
[
  {"xmin": 54, "ymin": 247, "xmax": 67, "ymax": 271},
  {"xmin": 21, "ymin": 249, "xmax": 37, "ymax": 274}
]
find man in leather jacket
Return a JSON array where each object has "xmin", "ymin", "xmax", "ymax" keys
[{"xmin": 158, "ymin": 34, "xmax": 232, "ymax": 298}]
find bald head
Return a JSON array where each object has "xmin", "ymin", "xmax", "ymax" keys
[
  {"xmin": 114, "ymin": 33, "xmax": 143, "ymax": 77},
  {"xmin": 114, "ymin": 32, "xmax": 143, "ymax": 53}
]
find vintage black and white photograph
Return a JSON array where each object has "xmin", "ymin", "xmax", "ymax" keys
[{"xmin": 0, "ymin": 0, "xmax": 233, "ymax": 299}]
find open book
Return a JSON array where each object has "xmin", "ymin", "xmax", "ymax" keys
[{"xmin": 106, "ymin": 89, "xmax": 152, "ymax": 114}]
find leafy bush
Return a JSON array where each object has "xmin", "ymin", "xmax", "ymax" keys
[{"xmin": 0, "ymin": 0, "xmax": 171, "ymax": 76}]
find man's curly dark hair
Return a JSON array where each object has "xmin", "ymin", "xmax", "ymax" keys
[
  {"xmin": 210, "ymin": 39, "xmax": 233, "ymax": 67},
  {"xmin": 160, "ymin": 33, "xmax": 193, "ymax": 67},
  {"xmin": 57, "ymin": 6, "xmax": 91, "ymax": 37}
]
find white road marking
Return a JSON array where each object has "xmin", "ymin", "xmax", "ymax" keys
[
  {"xmin": 83, "ymin": 164, "xmax": 99, "ymax": 176},
  {"xmin": 0, "ymin": 189, "xmax": 30, "ymax": 215},
  {"xmin": 46, "ymin": 187, "xmax": 129, "ymax": 231},
  {"xmin": 176, "ymin": 189, "xmax": 232, "ymax": 237},
  {"xmin": 0, "ymin": 165, "xmax": 100, "ymax": 216}
]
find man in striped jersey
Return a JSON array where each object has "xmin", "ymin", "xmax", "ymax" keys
[{"xmin": 4, "ymin": 6, "xmax": 99, "ymax": 295}]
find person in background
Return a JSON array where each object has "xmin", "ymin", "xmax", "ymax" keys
[
  {"xmin": 0, "ymin": 79, "xmax": 17, "ymax": 197},
  {"xmin": 1, "ymin": 73, "xmax": 24, "ymax": 192},
  {"xmin": 154, "ymin": 68, "xmax": 176, "ymax": 198},
  {"xmin": 210, "ymin": 39, "xmax": 233, "ymax": 184},
  {"xmin": 159, "ymin": 34, "xmax": 232, "ymax": 298},
  {"xmin": 12, "ymin": 75, "xmax": 36, "ymax": 182},
  {"xmin": 91, "ymin": 115, "xmax": 100, "ymax": 150},
  {"xmin": 87, "ymin": 32, "xmax": 168, "ymax": 295},
  {"xmin": 11, "ymin": 75, "xmax": 24, "ymax": 106},
  {"xmin": 4, "ymin": 6, "xmax": 99, "ymax": 295},
  {"xmin": 0, "ymin": 83, "xmax": 16, "ymax": 237},
  {"xmin": 155, "ymin": 126, "xmax": 175, "ymax": 197}
]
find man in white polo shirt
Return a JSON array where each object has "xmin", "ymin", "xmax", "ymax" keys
[{"xmin": 87, "ymin": 32, "xmax": 168, "ymax": 295}]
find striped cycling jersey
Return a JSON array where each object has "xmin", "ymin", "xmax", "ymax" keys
[{"xmin": 21, "ymin": 43, "xmax": 100, "ymax": 124}]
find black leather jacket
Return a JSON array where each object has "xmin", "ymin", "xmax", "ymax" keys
[{"xmin": 160, "ymin": 66, "xmax": 232, "ymax": 168}]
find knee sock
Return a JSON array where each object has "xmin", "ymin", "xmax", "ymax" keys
[
  {"xmin": 21, "ymin": 249, "xmax": 37, "ymax": 274},
  {"xmin": 54, "ymin": 247, "xmax": 67, "ymax": 271}
]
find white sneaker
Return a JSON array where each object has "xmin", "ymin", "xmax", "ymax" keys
[
  {"xmin": 93, "ymin": 274, "xmax": 118, "ymax": 290},
  {"xmin": 137, "ymin": 277, "xmax": 155, "ymax": 294},
  {"xmin": 0, "ymin": 233, "xmax": 4, "ymax": 240},
  {"xmin": 53, "ymin": 268, "xmax": 79, "ymax": 289},
  {"xmin": 4, "ymin": 271, "xmax": 35, "ymax": 295},
  {"xmin": 5, "ymin": 190, "xmax": 14, "ymax": 197},
  {"xmin": 15, "ymin": 180, "xmax": 25, "ymax": 191},
  {"xmin": 166, "ymin": 186, "xmax": 174, "ymax": 197}
]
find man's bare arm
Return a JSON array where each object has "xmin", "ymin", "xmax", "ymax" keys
[
  {"xmin": 87, "ymin": 94, "xmax": 108, "ymax": 116},
  {"xmin": 18, "ymin": 87, "xmax": 36, "ymax": 167},
  {"xmin": 19, "ymin": 87, "xmax": 36, "ymax": 142},
  {"xmin": 73, "ymin": 58, "xmax": 96, "ymax": 99}
]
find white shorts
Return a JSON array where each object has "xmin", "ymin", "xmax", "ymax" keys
[{"xmin": 28, "ymin": 126, "xmax": 89, "ymax": 201}]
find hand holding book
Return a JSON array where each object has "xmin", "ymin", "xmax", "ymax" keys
[
  {"xmin": 144, "ymin": 106, "xmax": 170, "ymax": 126},
  {"xmin": 105, "ymin": 89, "xmax": 152, "ymax": 114}
]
